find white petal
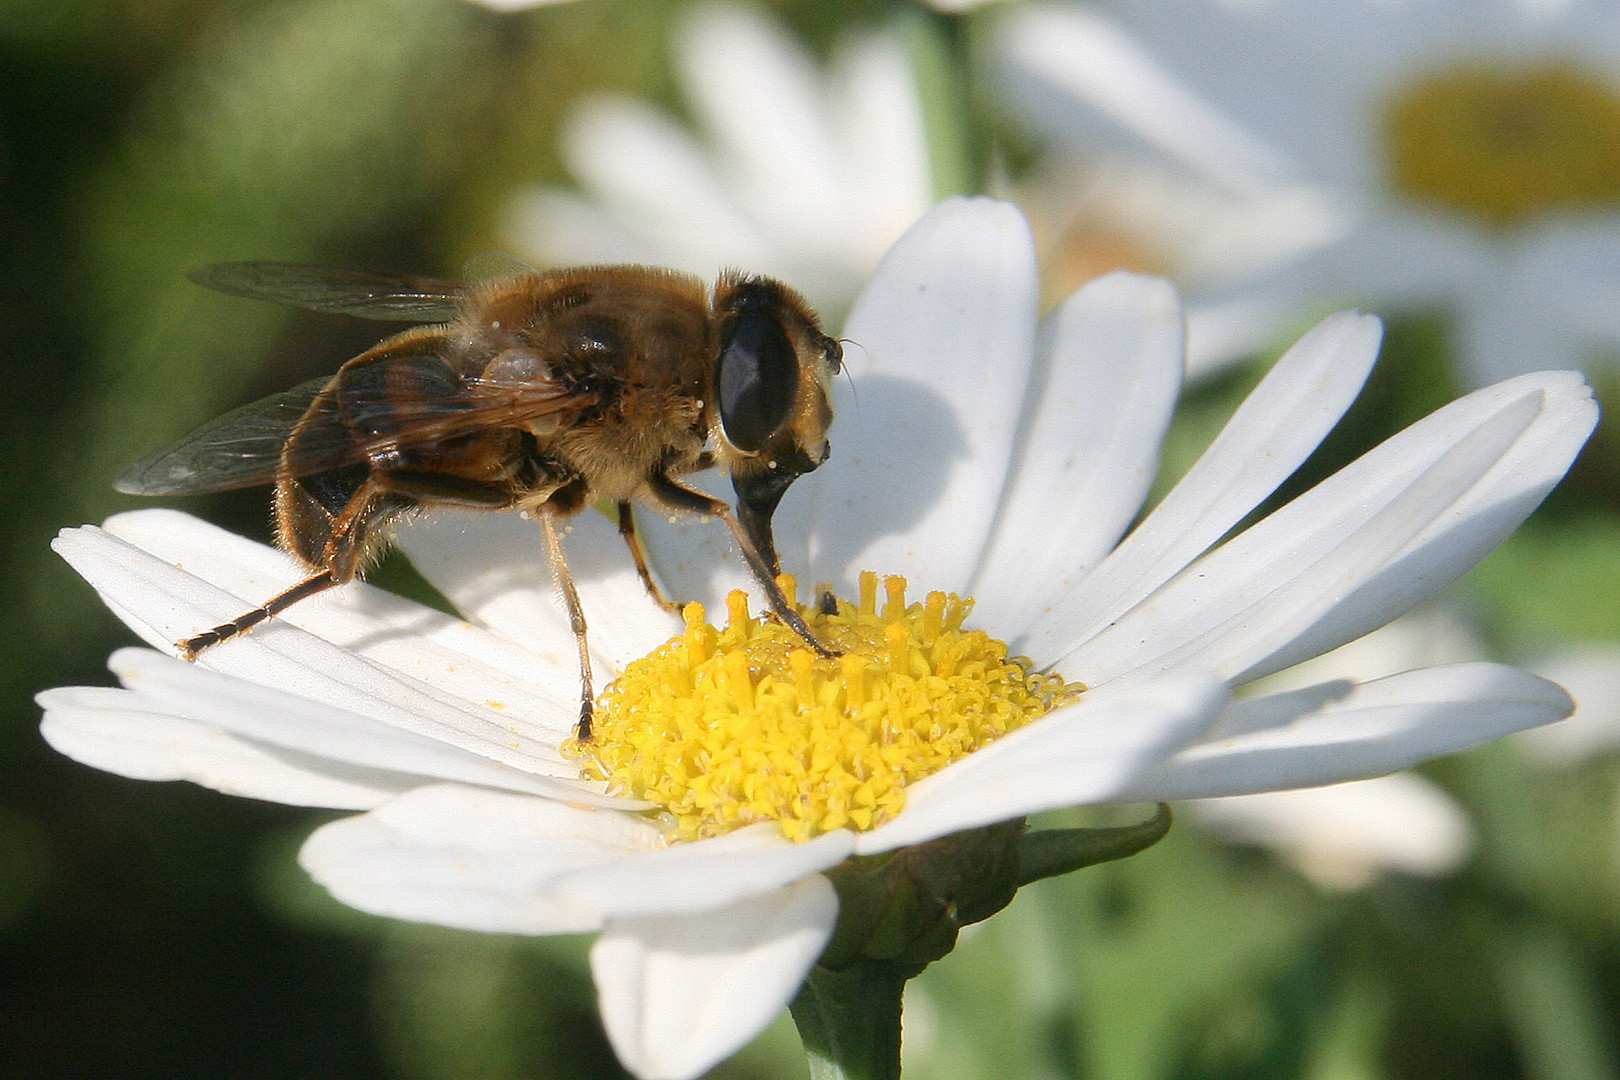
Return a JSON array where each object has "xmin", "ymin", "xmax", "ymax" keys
[
  {"xmin": 1189, "ymin": 772, "xmax": 1474, "ymax": 889},
  {"xmin": 631, "ymin": 471, "xmax": 764, "ymax": 619},
  {"xmin": 854, "ymin": 671, "xmax": 1227, "ymax": 854},
  {"xmin": 102, "ymin": 648, "xmax": 587, "ymax": 797},
  {"xmin": 562, "ymin": 94, "xmax": 779, "ymax": 270},
  {"xmin": 993, "ymin": 5, "xmax": 1303, "ymax": 192},
  {"xmin": 58, "ymin": 512, "xmax": 604, "ymax": 791},
  {"xmin": 93, "ymin": 511, "xmax": 583, "ymax": 712},
  {"xmin": 1253, "ymin": 604, "xmax": 1485, "ymax": 694},
  {"xmin": 1026, "ymin": 309, "xmax": 1382, "ymax": 665},
  {"xmin": 557, "ymin": 824, "xmax": 853, "ymax": 919},
  {"xmin": 557, "ymin": 470, "xmax": 807, "ymax": 654},
  {"xmin": 389, "ymin": 509, "xmax": 576, "ymax": 661},
  {"xmin": 807, "ymin": 197, "xmax": 1040, "ymax": 595},
  {"xmin": 592, "ymin": 875, "xmax": 837, "ymax": 1080},
  {"xmin": 1183, "ymin": 292, "xmax": 1300, "ymax": 378},
  {"xmin": 1120, "ymin": 664, "xmax": 1575, "ymax": 801},
  {"xmin": 94, "ymin": 510, "xmax": 583, "ymax": 723},
  {"xmin": 826, "ymin": 30, "xmax": 934, "ymax": 255},
  {"xmin": 678, "ymin": 3, "xmax": 845, "ymax": 248},
  {"xmin": 38, "ymin": 686, "xmax": 410, "ymax": 810},
  {"xmin": 972, "ymin": 272, "xmax": 1184, "ymax": 637},
  {"xmin": 299, "ymin": 784, "xmax": 665, "ymax": 935},
  {"xmin": 1290, "ymin": 379, "xmax": 1598, "ymax": 674},
  {"xmin": 507, "ymin": 187, "xmax": 667, "ymax": 270},
  {"xmin": 1064, "ymin": 371, "xmax": 1597, "ymax": 687},
  {"xmin": 393, "ymin": 508, "xmax": 681, "ymax": 674}
]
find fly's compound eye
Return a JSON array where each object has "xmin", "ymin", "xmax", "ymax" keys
[{"xmin": 717, "ymin": 312, "xmax": 798, "ymax": 453}]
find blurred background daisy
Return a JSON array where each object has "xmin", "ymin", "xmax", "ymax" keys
[
  {"xmin": 505, "ymin": 1, "xmax": 936, "ymax": 319},
  {"xmin": 5, "ymin": 1, "xmax": 1620, "ymax": 1078},
  {"xmin": 994, "ymin": 0, "xmax": 1620, "ymax": 388}
]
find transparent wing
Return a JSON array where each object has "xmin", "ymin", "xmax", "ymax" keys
[
  {"xmin": 188, "ymin": 263, "xmax": 466, "ymax": 321},
  {"xmin": 460, "ymin": 251, "xmax": 539, "ymax": 283},
  {"xmin": 115, "ymin": 377, "xmax": 332, "ymax": 495},
  {"xmin": 115, "ymin": 362, "xmax": 602, "ymax": 497}
]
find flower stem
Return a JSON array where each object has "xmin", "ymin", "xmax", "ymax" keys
[
  {"xmin": 790, "ymin": 960, "xmax": 908, "ymax": 1080},
  {"xmin": 903, "ymin": 6, "xmax": 979, "ymax": 200}
]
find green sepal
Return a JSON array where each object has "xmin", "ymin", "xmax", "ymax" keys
[
  {"xmin": 819, "ymin": 819, "xmax": 1025, "ymax": 974},
  {"xmin": 1017, "ymin": 803, "xmax": 1175, "ymax": 887}
]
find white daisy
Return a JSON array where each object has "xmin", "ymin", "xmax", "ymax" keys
[
  {"xmin": 39, "ymin": 198, "xmax": 1592, "ymax": 1080},
  {"xmin": 506, "ymin": 1, "xmax": 934, "ymax": 319},
  {"xmin": 995, "ymin": 0, "xmax": 1620, "ymax": 386}
]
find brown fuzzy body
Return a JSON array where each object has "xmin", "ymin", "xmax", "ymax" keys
[{"xmin": 270, "ymin": 265, "xmax": 834, "ymax": 582}]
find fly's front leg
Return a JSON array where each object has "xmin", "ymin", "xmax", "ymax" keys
[
  {"xmin": 540, "ymin": 505, "xmax": 596, "ymax": 741},
  {"xmin": 645, "ymin": 473, "xmax": 836, "ymax": 658}
]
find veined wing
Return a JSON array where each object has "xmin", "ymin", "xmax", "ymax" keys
[
  {"xmin": 115, "ymin": 377, "xmax": 332, "ymax": 494},
  {"xmin": 189, "ymin": 263, "xmax": 466, "ymax": 322},
  {"xmin": 116, "ymin": 361, "xmax": 600, "ymax": 496}
]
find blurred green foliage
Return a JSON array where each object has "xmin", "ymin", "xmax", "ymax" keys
[{"xmin": 5, "ymin": 1, "xmax": 1620, "ymax": 1078}]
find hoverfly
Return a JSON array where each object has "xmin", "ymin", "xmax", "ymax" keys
[{"xmin": 116, "ymin": 260, "xmax": 843, "ymax": 739}]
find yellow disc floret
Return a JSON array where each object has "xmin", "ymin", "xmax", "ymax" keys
[
  {"xmin": 569, "ymin": 572, "xmax": 1082, "ymax": 843},
  {"xmin": 1382, "ymin": 59, "xmax": 1620, "ymax": 228}
]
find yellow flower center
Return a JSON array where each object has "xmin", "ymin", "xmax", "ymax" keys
[
  {"xmin": 568, "ymin": 572, "xmax": 1082, "ymax": 843},
  {"xmin": 1381, "ymin": 58, "xmax": 1620, "ymax": 228}
]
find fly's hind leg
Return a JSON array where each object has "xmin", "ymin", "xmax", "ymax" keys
[
  {"xmin": 178, "ymin": 475, "xmax": 401, "ymax": 659},
  {"xmin": 616, "ymin": 500, "xmax": 681, "ymax": 615},
  {"xmin": 180, "ymin": 466, "xmax": 505, "ymax": 661},
  {"xmin": 179, "ymin": 570, "xmax": 341, "ymax": 658},
  {"xmin": 177, "ymin": 530, "xmax": 370, "ymax": 660}
]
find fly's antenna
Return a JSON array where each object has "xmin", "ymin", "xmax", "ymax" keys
[{"xmin": 836, "ymin": 339, "xmax": 861, "ymax": 402}]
